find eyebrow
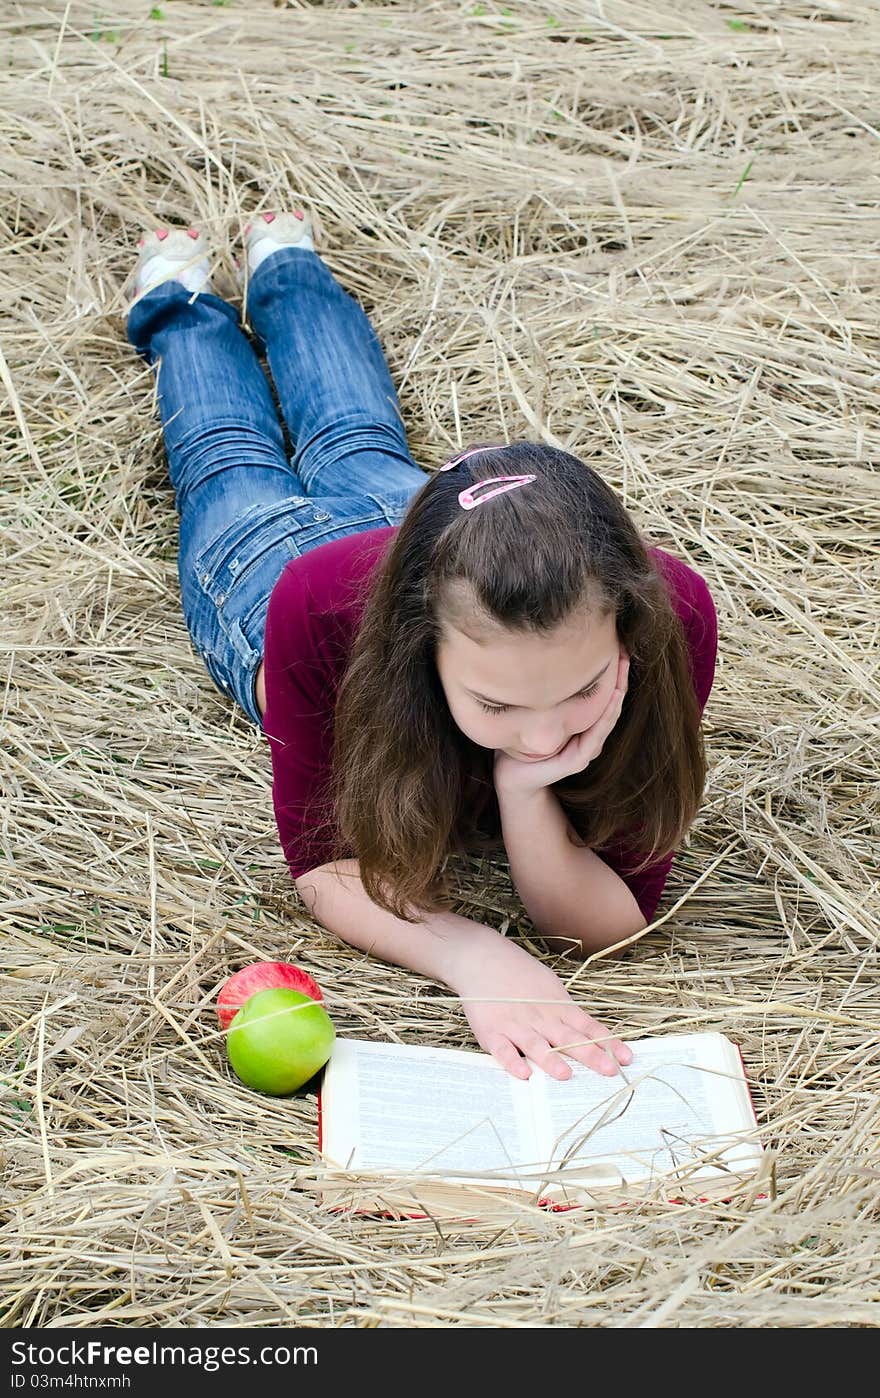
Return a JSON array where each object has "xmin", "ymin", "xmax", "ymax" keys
[{"xmin": 465, "ymin": 661, "xmax": 612, "ymax": 708}]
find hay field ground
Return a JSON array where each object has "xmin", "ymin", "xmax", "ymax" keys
[{"xmin": 2, "ymin": 0, "xmax": 879, "ymax": 1328}]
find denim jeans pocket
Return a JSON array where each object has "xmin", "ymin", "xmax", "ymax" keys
[
  {"xmin": 193, "ymin": 496, "xmax": 333, "ymax": 611},
  {"xmin": 361, "ymin": 483, "xmax": 423, "ymax": 527}
]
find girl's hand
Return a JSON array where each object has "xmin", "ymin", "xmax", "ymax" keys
[
  {"xmin": 493, "ymin": 648, "xmax": 630, "ymax": 798},
  {"xmin": 448, "ymin": 929, "xmax": 632, "ymax": 1081}
]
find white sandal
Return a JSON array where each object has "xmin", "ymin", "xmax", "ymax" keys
[
  {"xmin": 237, "ymin": 208, "xmax": 315, "ymax": 283},
  {"xmin": 131, "ymin": 225, "xmax": 212, "ymax": 303}
]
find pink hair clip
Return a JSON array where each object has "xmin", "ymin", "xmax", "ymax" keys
[
  {"xmin": 439, "ymin": 444, "xmax": 536, "ymax": 510},
  {"xmin": 457, "ymin": 475, "xmax": 537, "ymax": 509},
  {"xmin": 439, "ymin": 444, "xmax": 509, "ymax": 472}
]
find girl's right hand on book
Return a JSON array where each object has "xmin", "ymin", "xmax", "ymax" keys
[{"xmin": 449, "ymin": 930, "xmax": 632, "ymax": 1081}]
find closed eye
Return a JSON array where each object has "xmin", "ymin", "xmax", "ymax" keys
[{"xmin": 477, "ymin": 682, "xmax": 601, "ymax": 716}]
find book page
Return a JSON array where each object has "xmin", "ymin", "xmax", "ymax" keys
[
  {"xmin": 535, "ymin": 1033, "xmax": 761, "ymax": 1188},
  {"xmin": 322, "ymin": 1039, "xmax": 539, "ymax": 1187}
]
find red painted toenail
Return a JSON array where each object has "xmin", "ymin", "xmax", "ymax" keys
[
  {"xmin": 294, "ymin": 209, "xmax": 304, "ymax": 220},
  {"xmin": 156, "ymin": 228, "xmax": 169, "ymax": 241},
  {"xmin": 187, "ymin": 227, "xmax": 200, "ymax": 239},
  {"xmin": 262, "ymin": 211, "xmax": 276, "ymax": 223},
  {"xmin": 137, "ymin": 237, "xmax": 145, "ymax": 248}
]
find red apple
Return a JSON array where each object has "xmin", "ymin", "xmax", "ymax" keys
[{"xmin": 216, "ymin": 960, "xmax": 323, "ymax": 1030}]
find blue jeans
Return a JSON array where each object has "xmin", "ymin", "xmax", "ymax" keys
[{"xmin": 126, "ymin": 248, "xmax": 429, "ymax": 728}]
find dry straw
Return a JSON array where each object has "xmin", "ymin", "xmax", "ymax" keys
[{"xmin": 2, "ymin": 0, "xmax": 879, "ymax": 1328}]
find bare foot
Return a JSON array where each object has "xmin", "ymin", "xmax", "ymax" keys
[{"xmin": 255, "ymin": 660, "xmax": 267, "ymax": 718}]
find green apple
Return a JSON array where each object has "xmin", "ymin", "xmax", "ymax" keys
[{"xmin": 226, "ymin": 987, "xmax": 335, "ymax": 1095}]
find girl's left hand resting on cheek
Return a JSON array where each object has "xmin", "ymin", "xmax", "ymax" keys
[{"xmin": 493, "ymin": 648, "xmax": 630, "ymax": 798}]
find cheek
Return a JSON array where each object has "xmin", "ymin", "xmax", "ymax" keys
[
  {"xmin": 449, "ymin": 698, "xmax": 493, "ymax": 742},
  {"xmin": 571, "ymin": 678, "xmax": 616, "ymax": 732},
  {"xmin": 583, "ymin": 683, "xmax": 613, "ymax": 722},
  {"xmin": 463, "ymin": 708, "xmax": 513, "ymax": 748}
]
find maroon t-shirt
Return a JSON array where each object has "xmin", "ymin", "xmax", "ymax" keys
[{"xmin": 262, "ymin": 528, "xmax": 717, "ymax": 923}]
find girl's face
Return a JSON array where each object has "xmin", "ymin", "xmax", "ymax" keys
[{"xmin": 435, "ymin": 607, "xmax": 622, "ymax": 761}]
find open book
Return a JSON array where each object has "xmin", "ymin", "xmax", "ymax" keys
[{"xmin": 317, "ymin": 1032, "xmax": 764, "ymax": 1217}]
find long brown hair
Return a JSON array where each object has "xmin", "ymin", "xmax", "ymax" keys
[{"xmin": 312, "ymin": 442, "xmax": 706, "ymax": 922}]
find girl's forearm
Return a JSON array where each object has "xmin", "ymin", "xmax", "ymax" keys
[
  {"xmin": 294, "ymin": 858, "xmax": 503, "ymax": 989},
  {"xmin": 496, "ymin": 786, "xmax": 647, "ymax": 953}
]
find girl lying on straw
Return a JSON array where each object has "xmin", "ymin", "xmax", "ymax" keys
[{"xmin": 126, "ymin": 209, "xmax": 717, "ymax": 1083}]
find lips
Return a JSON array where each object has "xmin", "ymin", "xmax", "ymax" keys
[{"xmin": 517, "ymin": 742, "xmax": 566, "ymax": 760}]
